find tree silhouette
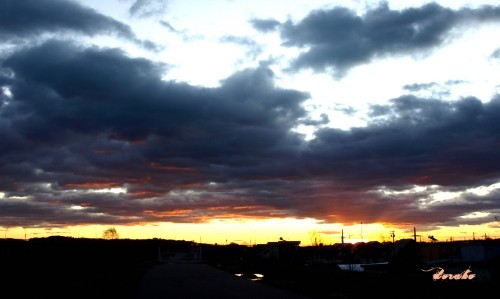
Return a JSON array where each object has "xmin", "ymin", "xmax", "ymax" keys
[
  {"xmin": 103, "ymin": 227, "xmax": 119, "ymax": 240},
  {"xmin": 308, "ymin": 230, "xmax": 324, "ymax": 246}
]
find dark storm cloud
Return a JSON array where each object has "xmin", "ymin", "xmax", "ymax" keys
[
  {"xmin": 279, "ymin": 2, "xmax": 500, "ymax": 76},
  {"xmin": 294, "ymin": 95, "xmax": 500, "ymax": 226},
  {"xmin": 2, "ymin": 39, "xmax": 500, "ymax": 228},
  {"xmin": 0, "ymin": 39, "xmax": 309, "ymax": 227},
  {"xmin": 2, "ymin": 1, "xmax": 500, "ymax": 231},
  {"xmin": 2, "ymin": 36, "xmax": 500, "ymax": 229},
  {"xmin": 0, "ymin": 0, "xmax": 132, "ymax": 40},
  {"xmin": 0, "ymin": 0, "xmax": 158, "ymax": 50},
  {"xmin": 306, "ymin": 95, "xmax": 500, "ymax": 187},
  {"xmin": 2, "ymin": 40, "xmax": 307, "ymax": 161}
]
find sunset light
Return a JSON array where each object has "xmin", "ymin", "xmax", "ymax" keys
[{"xmin": 2, "ymin": 0, "xmax": 500, "ymax": 247}]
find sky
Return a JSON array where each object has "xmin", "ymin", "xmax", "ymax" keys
[{"xmin": 1, "ymin": 0, "xmax": 500, "ymax": 245}]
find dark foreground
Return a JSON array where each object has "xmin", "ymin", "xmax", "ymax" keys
[
  {"xmin": 2, "ymin": 237, "xmax": 498, "ymax": 299},
  {"xmin": 137, "ymin": 263, "xmax": 309, "ymax": 299},
  {"xmin": 211, "ymin": 260, "xmax": 496, "ymax": 299}
]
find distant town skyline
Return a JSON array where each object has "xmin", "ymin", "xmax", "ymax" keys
[{"xmin": 1, "ymin": 0, "xmax": 500, "ymax": 245}]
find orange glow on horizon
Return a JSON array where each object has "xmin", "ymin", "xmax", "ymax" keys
[{"xmin": 3, "ymin": 219, "xmax": 499, "ymax": 246}]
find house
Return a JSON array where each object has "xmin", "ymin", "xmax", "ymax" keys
[{"xmin": 259, "ymin": 239, "xmax": 301, "ymax": 262}]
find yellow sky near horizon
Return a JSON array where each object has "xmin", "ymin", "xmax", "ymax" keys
[{"xmin": 3, "ymin": 218, "xmax": 499, "ymax": 245}]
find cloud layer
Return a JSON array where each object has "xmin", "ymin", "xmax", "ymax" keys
[
  {"xmin": 1, "ymin": 0, "xmax": 500, "ymax": 232},
  {"xmin": 255, "ymin": 3, "xmax": 500, "ymax": 77}
]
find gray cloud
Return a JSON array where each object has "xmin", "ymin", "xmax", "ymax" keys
[
  {"xmin": 313, "ymin": 95, "xmax": 500, "ymax": 188},
  {"xmin": 0, "ymin": 39, "xmax": 310, "ymax": 226},
  {"xmin": 126, "ymin": 0, "xmax": 169, "ymax": 18},
  {"xmin": 278, "ymin": 2, "xmax": 500, "ymax": 77},
  {"xmin": 159, "ymin": 20, "xmax": 178, "ymax": 33},
  {"xmin": 250, "ymin": 18, "xmax": 282, "ymax": 32},
  {"xmin": 219, "ymin": 35, "xmax": 264, "ymax": 60},
  {"xmin": 0, "ymin": 0, "xmax": 159, "ymax": 50},
  {"xmin": 492, "ymin": 48, "xmax": 500, "ymax": 58},
  {"xmin": 2, "ymin": 39, "xmax": 500, "ymax": 229},
  {"xmin": 1, "ymin": 1, "xmax": 500, "ymax": 232},
  {"xmin": 403, "ymin": 82, "xmax": 439, "ymax": 92},
  {"xmin": 293, "ymin": 95, "xmax": 500, "ymax": 225}
]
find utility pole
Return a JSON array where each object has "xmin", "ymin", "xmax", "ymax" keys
[
  {"xmin": 413, "ymin": 227, "xmax": 422, "ymax": 242},
  {"xmin": 390, "ymin": 231, "xmax": 395, "ymax": 256}
]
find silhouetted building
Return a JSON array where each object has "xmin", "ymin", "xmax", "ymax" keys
[{"xmin": 259, "ymin": 240, "xmax": 300, "ymax": 262}]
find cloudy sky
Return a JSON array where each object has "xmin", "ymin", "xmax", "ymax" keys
[{"xmin": 1, "ymin": 0, "xmax": 500, "ymax": 243}]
